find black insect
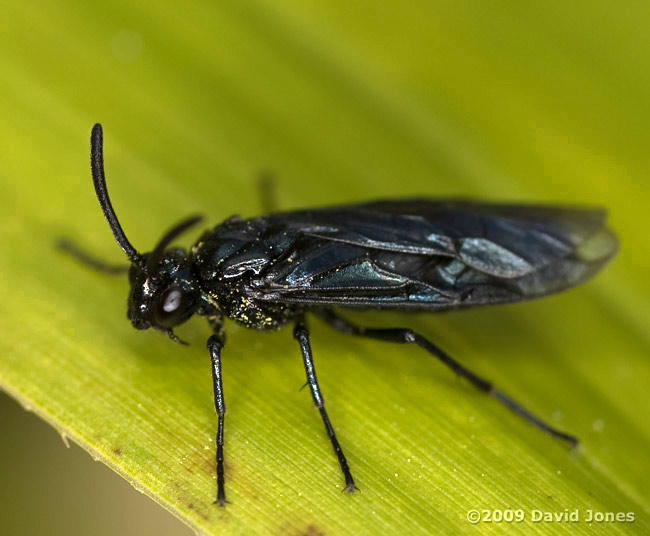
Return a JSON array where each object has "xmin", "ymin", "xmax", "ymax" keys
[{"xmin": 61, "ymin": 124, "xmax": 617, "ymax": 506}]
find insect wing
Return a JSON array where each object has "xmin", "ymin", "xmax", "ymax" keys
[{"xmin": 253, "ymin": 200, "xmax": 617, "ymax": 309}]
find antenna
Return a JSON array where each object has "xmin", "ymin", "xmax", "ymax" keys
[
  {"xmin": 90, "ymin": 123, "xmax": 142, "ymax": 264},
  {"xmin": 147, "ymin": 214, "xmax": 203, "ymax": 273}
]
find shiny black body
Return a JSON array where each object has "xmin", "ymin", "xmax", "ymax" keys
[
  {"xmin": 190, "ymin": 201, "xmax": 615, "ymax": 329},
  {"xmin": 63, "ymin": 124, "xmax": 617, "ymax": 507}
]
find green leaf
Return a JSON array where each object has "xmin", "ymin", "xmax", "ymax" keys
[{"xmin": 1, "ymin": 1, "xmax": 649, "ymax": 534}]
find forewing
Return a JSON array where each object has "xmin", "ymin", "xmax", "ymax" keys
[{"xmin": 251, "ymin": 200, "xmax": 617, "ymax": 309}]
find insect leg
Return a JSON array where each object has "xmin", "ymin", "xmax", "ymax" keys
[
  {"xmin": 56, "ymin": 238, "xmax": 129, "ymax": 275},
  {"xmin": 294, "ymin": 317, "xmax": 358, "ymax": 493},
  {"xmin": 316, "ymin": 309, "xmax": 578, "ymax": 448},
  {"xmin": 207, "ymin": 332, "xmax": 228, "ymax": 506},
  {"xmin": 257, "ymin": 170, "xmax": 277, "ymax": 213}
]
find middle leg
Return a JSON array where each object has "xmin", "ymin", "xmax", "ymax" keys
[{"xmin": 294, "ymin": 316, "xmax": 358, "ymax": 493}]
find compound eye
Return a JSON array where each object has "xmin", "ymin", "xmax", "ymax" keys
[
  {"xmin": 154, "ymin": 286, "xmax": 187, "ymax": 327},
  {"xmin": 163, "ymin": 288, "xmax": 183, "ymax": 312}
]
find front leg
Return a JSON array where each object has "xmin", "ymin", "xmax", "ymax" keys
[
  {"xmin": 207, "ymin": 331, "xmax": 227, "ymax": 506},
  {"xmin": 294, "ymin": 316, "xmax": 358, "ymax": 494}
]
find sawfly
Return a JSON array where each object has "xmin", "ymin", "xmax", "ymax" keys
[{"xmin": 60, "ymin": 124, "xmax": 618, "ymax": 505}]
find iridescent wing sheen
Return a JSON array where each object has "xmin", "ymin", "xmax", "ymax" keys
[{"xmin": 248, "ymin": 199, "xmax": 618, "ymax": 309}]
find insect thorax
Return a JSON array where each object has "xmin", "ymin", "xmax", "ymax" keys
[
  {"xmin": 211, "ymin": 281, "xmax": 297, "ymax": 331},
  {"xmin": 191, "ymin": 217, "xmax": 298, "ymax": 331}
]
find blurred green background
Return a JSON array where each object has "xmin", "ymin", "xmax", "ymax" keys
[{"xmin": 1, "ymin": 1, "xmax": 648, "ymax": 535}]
